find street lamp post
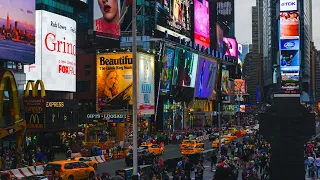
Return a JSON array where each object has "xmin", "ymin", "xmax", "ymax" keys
[{"xmin": 132, "ymin": 0, "xmax": 138, "ymax": 178}]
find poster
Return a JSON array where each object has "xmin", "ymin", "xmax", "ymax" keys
[
  {"xmin": 96, "ymin": 53, "xmax": 133, "ymax": 111},
  {"xmin": 194, "ymin": 0, "xmax": 210, "ymax": 48},
  {"xmin": 138, "ymin": 53, "xmax": 155, "ymax": 115},
  {"xmin": 160, "ymin": 47, "xmax": 175, "ymax": 95},
  {"xmin": 221, "ymin": 69, "xmax": 229, "ymax": 94}
]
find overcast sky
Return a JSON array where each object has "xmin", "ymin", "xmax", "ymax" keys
[{"xmin": 235, "ymin": 0, "xmax": 320, "ymax": 48}]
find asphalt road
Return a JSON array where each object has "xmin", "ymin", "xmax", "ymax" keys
[{"xmin": 96, "ymin": 141, "xmax": 212, "ymax": 176}]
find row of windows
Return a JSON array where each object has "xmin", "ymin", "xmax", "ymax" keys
[{"xmin": 36, "ymin": 0, "xmax": 73, "ymax": 13}]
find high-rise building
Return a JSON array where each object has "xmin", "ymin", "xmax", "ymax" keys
[
  {"xmin": 6, "ymin": 13, "xmax": 10, "ymax": 29},
  {"xmin": 315, "ymin": 51, "xmax": 320, "ymax": 101},
  {"xmin": 243, "ymin": 1, "xmax": 263, "ymax": 104}
]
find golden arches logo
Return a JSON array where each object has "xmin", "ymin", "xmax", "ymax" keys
[
  {"xmin": 29, "ymin": 114, "xmax": 40, "ymax": 124},
  {"xmin": 24, "ymin": 80, "xmax": 46, "ymax": 97},
  {"xmin": 0, "ymin": 70, "xmax": 21, "ymax": 123}
]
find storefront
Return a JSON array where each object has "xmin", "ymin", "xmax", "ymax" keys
[
  {"xmin": 162, "ymin": 100, "xmax": 184, "ymax": 131},
  {"xmin": 188, "ymin": 99, "xmax": 214, "ymax": 129}
]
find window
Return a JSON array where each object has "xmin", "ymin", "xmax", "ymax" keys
[
  {"xmin": 85, "ymin": 65, "xmax": 91, "ymax": 76},
  {"xmin": 64, "ymin": 163, "xmax": 73, "ymax": 169},
  {"xmin": 79, "ymin": 162, "xmax": 89, "ymax": 168}
]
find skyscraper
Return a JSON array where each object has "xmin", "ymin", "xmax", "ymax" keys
[{"xmin": 6, "ymin": 13, "xmax": 10, "ymax": 29}]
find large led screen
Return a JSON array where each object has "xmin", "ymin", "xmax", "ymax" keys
[
  {"xmin": 223, "ymin": 37, "xmax": 237, "ymax": 57},
  {"xmin": 234, "ymin": 79, "xmax": 246, "ymax": 94},
  {"xmin": 94, "ymin": 0, "xmax": 120, "ymax": 39},
  {"xmin": 0, "ymin": 0, "xmax": 35, "ymax": 64},
  {"xmin": 279, "ymin": 11, "xmax": 299, "ymax": 40},
  {"xmin": 160, "ymin": 47, "xmax": 175, "ymax": 95},
  {"xmin": 279, "ymin": 10, "xmax": 300, "ymax": 90},
  {"xmin": 217, "ymin": 0, "xmax": 234, "ymax": 36},
  {"xmin": 96, "ymin": 53, "xmax": 133, "ymax": 111},
  {"xmin": 194, "ymin": 0, "xmax": 210, "ymax": 49},
  {"xmin": 195, "ymin": 57, "xmax": 217, "ymax": 98},
  {"xmin": 172, "ymin": 47, "xmax": 198, "ymax": 88},
  {"xmin": 155, "ymin": 0, "xmax": 191, "ymax": 40},
  {"xmin": 25, "ymin": 10, "xmax": 76, "ymax": 92},
  {"xmin": 138, "ymin": 53, "xmax": 155, "ymax": 115},
  {"xmin": 216, "ymin": 24, "xmax": 224, "ymax": 54}
]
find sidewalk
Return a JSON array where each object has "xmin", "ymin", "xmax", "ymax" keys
[{"xmin": 169, "ymin": 161, "xmax": 214, "ymax": 179}]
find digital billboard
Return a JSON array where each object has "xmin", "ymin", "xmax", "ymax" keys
[
  {"xmin": 217, "ymin": 0, "xmax": 234, "ymax": 36},
  {"xmin": 0, "ymin": 0, "xmax": 35, "ymax": 64},
  {"xmin": 25, "ymin": 10, "xmax": 76, "ymax": 92},
  {"xmin": 155, "ymin": 0, "xmax": 191, "ymax": 40},
  {"xmin": 96, "ymin": 53, "xmax": 133, "ymax": 111},
  {"xmin": 223, "ymin": 37, "xmax": 237, "ymax": 57},
  {"xmin": 194, "ymin": 0, "xmax": 210, "ymax": 49},
  {"xmin": 279, "ymin": 12, "xmax": 299, "ymax": 39},
  {"xmin": 172, "ymin": 47, "xmax": 198, "ymax": 88},
  {"xmin": 279, "ymin": 8, "xmax": 300, "ymax": 90},
  {"xmin": 195, "ymin": 57, "xmax": 217, "ymax": 98},
  {"xmin": 221, "ymin": 69, "xmax": 229, "ymax": 94},
  {"xmin": 138, "ymin": 53, "xmax": 155, "ymax": 115},
  {"xmin": 216, "ymin": 23, "xmax": 224, "ymax": 54},
  {"xmin": 160, "ymin": 47, "xmax": 175, "ymax": 95},
  {"xmin": 93, "ymin": 0, "xmax": 120, "ymax": 39},
  {"xmin": 234, "ymin": 79, "xmax": 246, "ymax": 94}
]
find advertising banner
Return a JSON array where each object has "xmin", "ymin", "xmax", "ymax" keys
[
  {"xmin": 138, "ymin": 53, "xmax": 155, "ymax": 115},
  {"xmin": 216, "ymin": 24, "xmax": 224, "ymax": 54},
  {"xmin": 280, "ymin": 0, "xmax": 297, "ymax": 12},
  {"xmin": 234, "ymin": 79, "xmax": 246, "ymax": 94},
  {"xmin": 155, "ymin": 0, "xmax": 191, "ymax": 40},
  {"xmin": 172, "ymin": 47, "xmax": 198, "ymax": 88},
  {"xmin": 195, "ymin": 57, "xmax": 217, "ymax": 98},
  {"xmin": 96, "ymin": 53, "xmax": 133, "ymax": 111},
  {"xmin": 223, "ymin": 37, "xmax": 238, "ymax": 57},
  {"xmin": 24, "ymin": 10, "xmax": 76, "ymax": 92},
  {"xmin": 217, "ymin": 0, "xmax": 234, "ymax": 36},
  {"xmin": 194, "ymin": 0, "xmax": 210, "ymax": 49},
  {"xmin": 279, "ymin": 11, "xmax": 299, "ymax": 39},
  {"xmin": 279, "ymin": 8, "xmax": 299, "ymax": 90},
  {"xmin": 221, "ymin": 69, "xmax": 229, "ymax": 94},
  {"xmin": 0, "ymin": 0, "xmax": 35, "ymax": 64},
  {"xmin": 160, "ymin": 47, "xmax": 175, "ymax": 95},
  {"xmin": 93, "ymin": 0, "xmax": 120, "ymax": 39},
  {"xmin": 26, "ymin": 113, "xmax": 44, "ymax": 129}
]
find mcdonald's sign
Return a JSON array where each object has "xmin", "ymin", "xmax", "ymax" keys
[
  {"xmin": 23, "ymin": 80, "xmax": 46, "ymax": 113},
  {"xmin": 26, "ymin": 113, "xmax": 44, "ymax": 129}
]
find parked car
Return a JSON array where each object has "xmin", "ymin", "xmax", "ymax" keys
[{"xmin": 125, "ymin": 148, "xmax": 155, "ymax": 166}]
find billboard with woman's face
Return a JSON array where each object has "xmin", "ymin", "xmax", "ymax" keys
[
  {"xmin": 96, "ymin": 53, "xmax": 133, "ymax": 111},
  {"xmin": 94, "ymin": 0, "xmax": 120, "ymax": 39}
]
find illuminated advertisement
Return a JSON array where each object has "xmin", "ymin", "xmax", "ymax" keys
[
  {"xmin": 279, "ymin": 8, "xmax": 300, "ymax": 90},
  {"xmin": 234, "ymin": 79, "xmax": 246, "ymax": 94},
  {"xmin": 96, "ymin": 53, "xmax": 133, "ymax": 111},
  {"xmin": 138, "ymin": 53, "xmax": 155, "ymax": 115},
  {"xmin": 93, "ymin": 0, "xmax": 120, "ymax": 39},
  {"xmin": 217, "ymin": 0, "xmax": 234, "ymax": 36},
  {"xmin": 279, "ymin": 12, "xmax": 299, "ymax": 39},
  {"xmin": 216, "ymin": 24, "xmax": 224, "ymax": 54},
  {"xmin": 280, "ymin": 0, "xmax": 297, "ymax": 12},
  {"xmin": 172, "ymin": 47, "xmax": 198, "ymax": 88},
  {"xmin": 223, "ymin": 37, "xmax": 237, "ymax": 57},
  {"xmin": 160, "ymin": 47, "xmax": 175, "ymax": 95},
  {"xmin": 195, "ymin": 57, "xmax": 217, "ymax": 98},
  {"xmin": 25, "ymin": 10, "xmax": 76, "ymax": 92},
  {"xmin": 155, "ymin": 0, "xmax": 191, "ymax": 40},
  {"xmin": 238, "ymin": 44, "xmax": 243, "ymax": 67},
  {"xmin": 194, "ymin": 0, "xmax": 210, "ymax": 49},
  {"xmin": 0, "ymin": 0, "xmax": 35, "ymax": 63},
  {"xmin": 221, "ymin": 69, "xmax": 229, "ymax": 94}
]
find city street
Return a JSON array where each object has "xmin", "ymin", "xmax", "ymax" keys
[{"xmin": 96, "ymin": 141, "xmax": 212, "ymax": 176}]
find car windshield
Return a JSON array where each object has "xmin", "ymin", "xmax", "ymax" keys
[
  {"xmin": 182, "ymin": 141, "xmax": 194, "ymax": 145},
  {"xmin": 139, "ymin": 146, "xmax": 149, "ymax": 149},
  {"xmin": 45, "ymin": 164, "xmax": 61, "ymax": 171}
]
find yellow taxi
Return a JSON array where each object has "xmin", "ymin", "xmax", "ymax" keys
[
  {"xmin": 140, "ymin": 144, "xmax": 164, "ymax": 155},
  {"xmin": 212, "ymin": 138, "xmax": 231, "ymax": 148},
  {"xmin": 181, "ymin": 143, "xmax": 204, "ymax": 155},
  {"xmin": 43, "ymin": 160, "xmax": 95, "ymax": 180},
  {"xmin": 223, "ymin": 134, "xmax": 237, "ymax": 142},
  {"xmin": 180, "ymin": 139, "xmax": 204, "ymax": 149},
  {"xmin": 74, "ymin": 157, "xmax": 98, "ymax": 170},
  {"xmin": 228, "ymin": 127, "xmax": 238, "ymax": 134},
  {"xmin": 240, "ymin": 129, "xmax": 247, "ymax": 136}
]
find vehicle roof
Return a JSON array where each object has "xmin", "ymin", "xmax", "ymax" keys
[{"xmin": 47, "ymin": 160, "xmax": 79, "ymax": 164}]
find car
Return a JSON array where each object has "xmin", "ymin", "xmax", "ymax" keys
[
  {"xmin": 223, "ymin": 134, "xmax": 237, "ymax": 142},
  {"xmin": 140, "ymin": 144, "xmax": 164, "ymax": 155},
  {"xmin": 125, "ymin": 148, "xmax": 155, "ymax": 166},
  {"xmin": 212, "ymin": 138, "xmax": 230, "ymax": 148},
  {"xmin": 74, "ymin": 157, "xmax": 98, "ymax": 170},
  {"xmin": 43, "ymin": 160, "xmax": 95, "ymax": 180}
]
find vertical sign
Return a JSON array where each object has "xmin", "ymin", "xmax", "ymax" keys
[{"xmin": 138, "ymin": 53, "xmax": 155, "ymax": 115}]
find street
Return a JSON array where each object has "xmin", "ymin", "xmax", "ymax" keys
[{"xmin": 96, "ymin": 141, "xmax": 212, "ymax": 176}]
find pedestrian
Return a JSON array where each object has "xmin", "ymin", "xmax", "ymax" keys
[
  {"xmin": 314, "ymin": 154, "xmax": 320, "ymax": 178},
  {"xmin": 211, "ymin": 153, "xmax": 217, "ymax": 171}
]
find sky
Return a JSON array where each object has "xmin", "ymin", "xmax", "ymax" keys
[{"xmin": 235, "ymin": 0, "xmax": 320, "ymax": 48}]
